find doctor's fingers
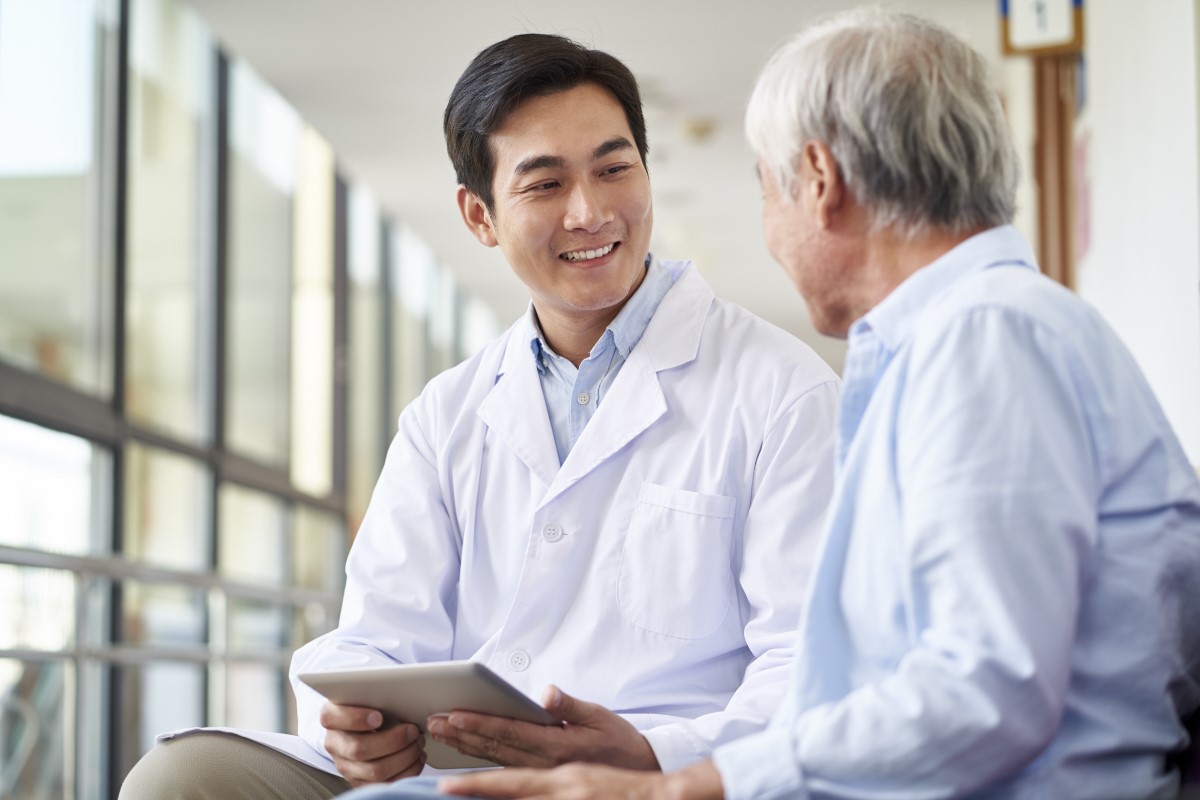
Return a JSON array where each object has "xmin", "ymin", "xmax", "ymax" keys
[
  {"xmin": 325, "ymin": 722, "xmax": 422, "ymax": 765},
  {"xmin": 329, "ymin": 735, "xmax": 426, "ymax": 787},
  {"xmin": 320, "ymin": 701, "xmax": 394, "ymax": 733},
  {"xmin": 428, "ymin": 717, "xmax": 559, "ymax": 767}
]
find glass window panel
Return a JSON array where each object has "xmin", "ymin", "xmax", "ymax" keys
[
  {"xmin": 79, "ymin": 577, "xmax": 113, "ymax": 651},
  {"xmin": 285, "ymin": 675, "xmax": 299, "ymax": 736},
  {"xmin": 0, "ymin": 567, "xmax": 75, "ymax": 652},
  {"xmin": 0, "ymin": 658, "xmax": 71, "ymax": 800},
  {"xmin": 390, "ymin": 224, "xmax": 432, "ymax": 421},
  {"xmin": 114, "ymin": 662, "xmax": 203, "ymax": 783},
  {"xmin": 0, "ymin": 0, "xmax": 116, "ymax": 396},
  {"xmin": 293, "ymin": 507, "xmax": 344, "ymax": 593},
  {"xmin": 217, "ymin": 484, "xmax": 286, "ymax": 586},
  {"xmin": 225, "ymin": 662, "xmax": 283, "ymax": 732},
  {"xmin": 461, "ymin": 296, "xmax": 501, "ymax": 360},
  {"xmin": 289, "ymin": 128, "xmax": 334, "ymax": 496},
  {"xmin": 227, "ymin": 598, "xmax": 286, "ymax": 652},
  {"xmin": 429, "ymin": 265, "xmax": 458, "ymax": 374},
  {"xmin": 78, "ymin": 659, "xmax": 110, "ymax": 800},
  {"xmin": 125, "ymin": 0, "xmax": 215, "ymax": 441},
  {"xmin": 0, "ymin": 416, "xmax": 110, "ymax": 555},
  {"xmin": 292, "ymin": 601, "xmax": 335, "ymax": 648},
  {"xmin": 226, "ymin": 62, "xmax": 300, "ymax": 469},
  {"xmin": 121, "ymin": 581, "xmax": 205, "ymax": 647},
  {"xmin": 347, "ymin": 187, "xmax": 384, "ymax": 528},
  {"xmin": 123, "ymin": 442, "xmax": 209, "ymax": 570}
]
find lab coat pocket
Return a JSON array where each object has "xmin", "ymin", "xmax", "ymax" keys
[{"xmin": 617, "ymin": 482, "xmax": 737, "ymax": 639}]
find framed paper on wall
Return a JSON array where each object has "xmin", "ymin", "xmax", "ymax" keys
[{"xmin": 1000, "ymin": 0, "xmax": 1085, "ymax": 57}]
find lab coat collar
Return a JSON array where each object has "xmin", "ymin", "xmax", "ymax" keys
[
  {"xmin": 635, "ymin": 260, "xmax": 713, "ymax": 372},
  {"xmin": 478, "ymin": 312, "xmax": 562, "ymax": 490},
  {"xmin": 479, "ymin": 261, "xmax": 714, "ymax": 504},
  {"xmin": 548, "ymin": 261, "xmax": 712, "ymax": 504}
]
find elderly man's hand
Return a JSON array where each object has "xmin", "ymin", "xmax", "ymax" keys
[
  {"xmin": 426, "ymin": 685, "xmax": 660, "ymax": 770},
  {"xmin": 320, "ymin": 701, "xmax": 425, "ymax": 787},
  {"xmin": 439, "ymin": 760, "xmax": 725, "ymax": 800},
  {"xmin": 440, "ymin": 764, "xmax": 667, "ymax": 800}
]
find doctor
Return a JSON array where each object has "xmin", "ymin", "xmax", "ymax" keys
[{"xmin": 119, "ymin": 32, "xmax": 838, "ymax": 800}]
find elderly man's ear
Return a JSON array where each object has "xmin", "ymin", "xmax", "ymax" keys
[{"xmin": 799, "ymin": 141, "xmax": 844, "ymax": 229}]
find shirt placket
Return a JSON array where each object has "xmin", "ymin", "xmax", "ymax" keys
[
  {"xmin": 569, "ymin": 343, "xmax": 610, "ymax": 450},
  {"xmin": 838, "ymin": 333, "xmax": 889, "ymax": 464}
]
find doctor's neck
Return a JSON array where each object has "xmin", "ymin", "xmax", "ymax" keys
[{"xmin": 532, "ymin": 303, "xmax": 626, "ymax": 367}]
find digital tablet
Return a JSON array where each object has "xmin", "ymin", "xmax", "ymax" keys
[{"xmin": 297, "ymin": 661, "xmax": 561, "ymax": 769}]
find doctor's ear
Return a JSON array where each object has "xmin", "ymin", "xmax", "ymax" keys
[{"xmin": 457, "ymin": 186, "xmax": 499, "ymax": 248}]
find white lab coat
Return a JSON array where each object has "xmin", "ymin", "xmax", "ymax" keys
[{"xmin": 166, "ymin": 261, "xmax": 838, "ymax": 775}]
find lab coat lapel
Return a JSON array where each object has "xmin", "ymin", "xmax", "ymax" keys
[
  {"xmin": 476, "ymin": 319, "xmax": 560, "ymax": 490},
  {"xmin": 543, "ymin": 265, "xmax": 714, "ymax": 504}
]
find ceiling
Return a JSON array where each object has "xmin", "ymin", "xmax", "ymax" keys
[{"xmin": 184, "ymin": 0, "xmax": 1002, "ymax": 370}]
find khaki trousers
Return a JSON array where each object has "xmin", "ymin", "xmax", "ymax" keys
[{"xmin": 118, "ymin": 732, "xmax": 353, "ymax": 800}]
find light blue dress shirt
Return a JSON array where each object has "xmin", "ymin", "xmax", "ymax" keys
[
  {"xmin": 714, "ymin": 225, "xmax": 1200, "ymax": 799},
  {"xmin": 528, "ymin": 256, "xmax": 677, "ymax": 464}
]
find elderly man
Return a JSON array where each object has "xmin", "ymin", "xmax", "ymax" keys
[
  {"xmin": 420, "ymin": 9, "xmax": 1200, "ymax": 800},
  {"xmin": 120, "ymin": 32, "xmax": 839, "ymax": 800}
]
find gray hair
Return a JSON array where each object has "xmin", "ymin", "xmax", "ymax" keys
[{"xmin": 746, "ymin": 8, "xmax": 1018, "ymax": 237}]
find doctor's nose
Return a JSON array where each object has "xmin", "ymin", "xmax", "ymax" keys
[{"xmin": 562, "ymin": 182, "xmax": 612, "ymax": 233}]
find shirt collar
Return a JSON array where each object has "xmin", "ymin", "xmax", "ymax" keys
[
  {"xmin": 527, "ymin": 310, "xmax": 552, "ymax": 375},
  {"xmin": 527, "ymin": 252, "xmax": 667, "ymax": 369},
  {"xmin": 850, "ymin": 225, "xmax": 1039, "ymax": 351}
]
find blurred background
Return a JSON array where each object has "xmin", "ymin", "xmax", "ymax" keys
[{"xmin": 0, "ymin": 0, "xmax": 1196, "ymax": 796}]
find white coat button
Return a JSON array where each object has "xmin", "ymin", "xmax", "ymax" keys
[
  {"xmin": 508, "ymin": 650, "xmax": 530, "ymax": 671},
  {"xmin": 542, "ymin": 523, "xmax": 564, "ymax": 542},
  {"xmin": 576, "ymin": 392, "xmax": 590, "ymax": 405}
]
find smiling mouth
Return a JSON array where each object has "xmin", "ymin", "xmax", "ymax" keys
[{"xmin": 560, "ymin": 242, "xmax": 618, "ymax": 262}]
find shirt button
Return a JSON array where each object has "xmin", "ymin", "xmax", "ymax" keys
[
  {"xmin": 542, "ymin": 524, "xmax": 563, "ymax": 542},
  {"xmin": 508, "ymin": 650, "xmax": 530, "ymax": 671},
  {"xmin": 576, "ymin": 392, "xmax": 590, "ymax": 405}
]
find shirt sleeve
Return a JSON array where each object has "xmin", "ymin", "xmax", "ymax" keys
[
  {"xmin": 643, "ymin": 377, "xmax": 841, "ymax": 772},
  {"xmin": 716, "ymin": 308, "xmax": 1101, "ymax": 799},
  {"xmin": 289, "ymin": 390, "xmax": 462, "ymax": 759}
]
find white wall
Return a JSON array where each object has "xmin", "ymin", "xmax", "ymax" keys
[
  {"xmin": 1071, "ymin": 0, "xmax": 1200, "ymax": 464},
  {"xmin": 999, "ymin": 56, "xmax": 1038, "ymax": 259}
]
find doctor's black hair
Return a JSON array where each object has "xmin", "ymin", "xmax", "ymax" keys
[{"xmin": 443, "ymin": 33, "xmax": 649, "ymax": 213}]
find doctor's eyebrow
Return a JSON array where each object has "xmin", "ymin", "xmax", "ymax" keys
[
  {"xmin": 513, "ymin": 154, "xmax": 566, "ymax": 176},
  {"xmin": 513, "ymin": 137, "xmax": 635, "ymax": 177},
  {"xmin": 592, "ymin": 136, "xmax": 634, "ymax": 161}
]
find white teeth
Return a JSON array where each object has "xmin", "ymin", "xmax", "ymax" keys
[{"xmin": 563, "ymin": 243, "xmax": 615, "ymax": 262}]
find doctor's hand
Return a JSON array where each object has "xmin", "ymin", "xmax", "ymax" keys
[
  {"xmin": 320, "ymin": 701, "xmax": 426, "ymax": 787},
  {"xmin": 426, "ymin": 684, "xmax": 660, "ymax": 770}
]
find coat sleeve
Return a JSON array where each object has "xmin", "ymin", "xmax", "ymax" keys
[
  {"xmin": 642, "ymin": 376, "xmax": 841, "ymax": 771},
  {"xmin": 289, "ymin": 389, "xmax": 462, "ymax": 758}
]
